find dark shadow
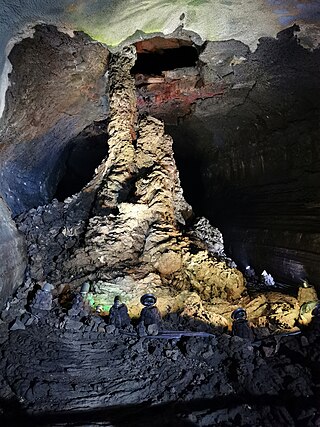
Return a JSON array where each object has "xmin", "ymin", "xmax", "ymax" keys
[
  {"xmin": 163, "ymin": 33, "xmax": 320, "ymax": 289},
  {"xmin": 131, "ymin": 45, "xmax": 199, "ymax": 76},
  {"xmin": 0, "ymin": 396, "xmax": 27, "ymax": 427},
  {"xmin": 54, "ymin": 121, "xmax": 109, "ymax": 201},
  {"xmin": 1, "ymin": 393, "xmax": 319, "ymax": 427}
]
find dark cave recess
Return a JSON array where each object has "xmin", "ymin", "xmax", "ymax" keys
[
  {"xmin": 131, "ymin": 36, "xmax": 200, "ymax": 76},
  {"xmin": 162, "ymin": 31, "xmax": 320, "ymax": 289},
  {"xmin": 131, "ymin": 45, "xmax": 199, "ymax": 75},
  {"xmin": 54, "ymin": 121, "xmax": 109, "ymax": 201}
]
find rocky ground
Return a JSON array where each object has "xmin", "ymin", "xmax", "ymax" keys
[{"xmin": 0, "ymin": 307, "xmax": 319, "ymax": 426}]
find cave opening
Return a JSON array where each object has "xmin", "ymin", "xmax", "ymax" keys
[
  {"xmin": 131, "ymin": 37, "xmax": 200, "ymax": 76},
  {"xmin": 54, "ymin": 121, "xmax": 109, "ymax": 201}
]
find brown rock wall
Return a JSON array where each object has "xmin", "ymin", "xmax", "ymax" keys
[{"xmin": 0, "ymin": 25, "xmax": 109, "ymax": 214}]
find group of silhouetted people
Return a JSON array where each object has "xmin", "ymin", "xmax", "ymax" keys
[
  {"xmin": 29, "ymin": 280, "xmax": 320, "ymax": 342},
  {"xmin": 66, "ymin": 284, "xmax": 162, "ymax": 335},
  {"xmin": 109, "ymin": 293, "xmax": 162, "ymax": 336}
]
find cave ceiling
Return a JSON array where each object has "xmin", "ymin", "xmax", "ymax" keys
[{"xmin": 1, "ymin": 0, "xmax": 320, "ymax": 117}]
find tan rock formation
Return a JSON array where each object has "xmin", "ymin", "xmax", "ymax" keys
[
  {"xmin": 246, "ymin": 292, "xmax": 300, "ymax": 330},
  {"xmin": 297, "ymin": 283, "xmax": 319, "ymax": 325},
  {"xmin": 61, "ymin": 46, "xmax": 245, "ymax": 307}
]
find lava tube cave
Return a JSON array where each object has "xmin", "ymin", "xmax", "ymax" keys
[{"xmin": 0, "ymin": 2, "xmax": 319, "ymax": 426}]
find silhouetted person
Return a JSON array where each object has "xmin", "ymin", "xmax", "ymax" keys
[
  {"xmin": 109, "ymin": 296, "xmax": 130, "ymax": 329},
  {"xmin": 231, "ymin": 308, "xmax": 254, "ymax": 342},
  {"xmin": 68, "ymin": 282, "xmax": 91, "ymax": 318},
  {"xmin": 29, "ymin": 282, "xmax": 53, "ymax": 316},
  {"xmin": 138, "ymin": 293, "xmax": 161, "ymax": 336}
]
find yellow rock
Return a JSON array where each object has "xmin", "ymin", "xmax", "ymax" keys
[{"xmin": 155, "ymin": 251, "xmax": 182, "ymax": 275}]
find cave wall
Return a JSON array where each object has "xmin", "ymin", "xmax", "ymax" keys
[
  {"xmin": 0, "ymin": 25, "xmax": 109, "ymax": 307},
  {"xmin": 0, "ymin": 22, "xmax": 319, "ymax": 307},
  {"xmin": 133, "ymin": 29, "xmax": 320, "ymax": 288},
  {"xmin": 162, "ymin": 33, "xmax": 320, "ymax": 287},
  {"xmin": 0, "ymin": 25, "xmax": 109, "ymax": 215},
  {"xmin": 0, "ymin": 197, "xmax": 26, "ymax": 307}
]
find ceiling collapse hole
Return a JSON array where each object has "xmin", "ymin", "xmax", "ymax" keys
[
  {"xmin": 54, "ymin": 121, "xmax": 109, "ymax": 201},
  {"xmin": 131, "ymin": 37, "xmax": 200, "ymax": 76}
]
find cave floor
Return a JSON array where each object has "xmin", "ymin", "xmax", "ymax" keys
[{"xmin": 0, "ymin": 311, "xmax": 319, "ymax": 427}]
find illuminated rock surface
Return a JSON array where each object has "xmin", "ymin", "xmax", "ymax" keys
[{"xmin": 15, "ymin": 46, "xmax": 245, "ymax": 314}]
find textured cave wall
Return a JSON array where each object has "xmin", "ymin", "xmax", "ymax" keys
[
  {"xmin": 0, "ymin": 25, "xmax": 109, "ymax": 216},
  {"xmin": 135, "ymin": 30, "xmax": 320, "ymax": 288},
  {"xmin": 0, "ymin": 25, "xmax": 108, "ymax": 307},
  {"xmin": 0, "ymin": 197, "xmax": 26, "ymax": 308}
]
